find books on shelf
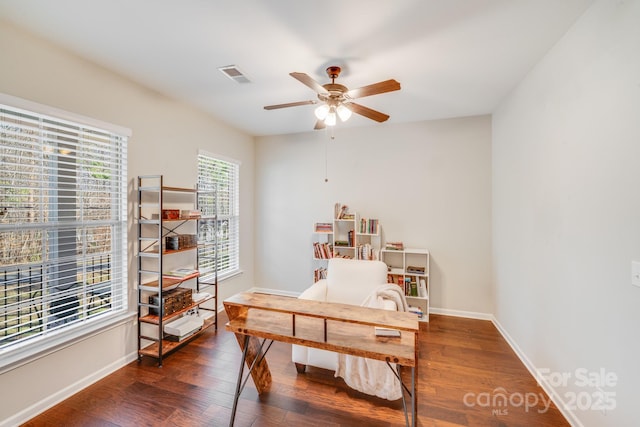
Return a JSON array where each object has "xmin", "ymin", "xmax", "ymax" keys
[
  {"xmin": 314, "ymin": 222, "xmax": 333, "ymax": 233},
  {"xmin": 385, "ymin": 241, "xmax": 404, "ymax": 251},
  {"xmin": 408, "ymin": 306, "xmax": 424, "ymax": 319},
  {"xmin": 164, "ymin": 268, "xmax": 198, "ymax": 278},
  {"xmin": 403, "ymin": 277, "xmax": 418, "ymax": 296},
  {"xmin": 359, "ymin": 218, "xmax": 379, "ymax": 234},
  {"xmin": 409, "ymin": 280, "xmax": 418, "ymax": 297},
  {"xmin": 314, "ymin": 267, "xmax": 327, "ymax": 282},
  {"xmin": 313, "ymin": 242, "xmax": 333, "ymax": 259},
  {"xmin": 406, "ymin": 265, "xmax": 425, "ymax": 275},
  {"xmin": 181, "ymin": 209, "xmax": 202, "ymax": 219},
  {"xmin": 418, "ymin": 279, "xmax": 428, "ymax": 298},
  {"xmin": 387, "ymin": 274, "xmax": 401, "ymax": 285},
  {"xmin": 357, "ymin": 243, "xmax": 378, "ymax": 261},
  {"xmin": 334, "ymin": 203, "xmax": 354, "ymax": 220}
]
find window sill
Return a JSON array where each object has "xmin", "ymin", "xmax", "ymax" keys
[
  {"xmin": 0, "ymin": 311, "xmax": 136, "ymax": 375},
  {"xmin": 219, "ymin": 269, "xmax": 243, "ymax": 282},
  {"xmin": 200, "ymin": 269, "xmax": 243, "ymax": 284}
]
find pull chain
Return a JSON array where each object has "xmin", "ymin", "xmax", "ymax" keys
[
  {"xmin": 324, "ymin": 127, "xmax": 334, "ymax": 182},
  {"xmin": 324, "ymin": 133, "xmax": 329, "ymax": 182}
]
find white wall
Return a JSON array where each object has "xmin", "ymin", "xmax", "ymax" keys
[
  {"xmin": 492, "ymin": 1, "xmax": 640, "ymax": 425},
  {"xmin": 255, "ymin": 116, "xmax": 493, "ymax": 315},
  {"xmin": 0, "ymin": 20, "xmax": 255, "ymax": 425}
]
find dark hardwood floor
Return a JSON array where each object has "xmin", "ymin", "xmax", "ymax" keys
[{"xmin": 22, "ymin": 314, "xmax": 569, "ymax": 427}]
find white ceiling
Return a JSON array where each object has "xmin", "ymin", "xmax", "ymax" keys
[{"xmin": 0, "ymin": 0, "xmax": 593, "ymax": 137}]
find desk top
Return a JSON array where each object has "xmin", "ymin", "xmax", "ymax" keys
[{"xmin": 224, "ymin": 292, "xmax": 419, "ymax": 366}]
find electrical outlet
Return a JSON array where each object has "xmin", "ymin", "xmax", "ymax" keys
[{"xmin": 632, "ymin": 261, "xmax": 640, "ymax": 288}]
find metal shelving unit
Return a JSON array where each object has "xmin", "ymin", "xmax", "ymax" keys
[{"xmin": 136, "ymin": 175, "xmax": 218, "ymax": 366}]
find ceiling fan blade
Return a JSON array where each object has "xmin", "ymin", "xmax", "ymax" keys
[
  {"xmin": 345, "ymin": 79, "xmax": 401, "ymax": 99},
  {"xmin": 264, "ymin": 100, "xmax": 317, "ymax": 110},
  {"xmin": 345, "ymin": 102, "xmax": 390, "ymax": 122},
  {"xmin": 290, "ymin": 72, "xmax": 328, "ymax": 95},
  {"xmin": 314, "ymin": 119, "xmax": 326, "ymax": 130}
]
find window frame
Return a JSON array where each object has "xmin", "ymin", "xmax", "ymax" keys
[
  {"xmin": 0, "ymin": 93, "xmax": 131, "ymax": 373},
  {"xmin": 197, "ymin": 150, "xmax": 241, "ymax": 281}
]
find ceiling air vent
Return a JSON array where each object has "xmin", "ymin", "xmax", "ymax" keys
[{"xmin": 218, "ymin": 65, "xmax": 251, "ymax": 84}]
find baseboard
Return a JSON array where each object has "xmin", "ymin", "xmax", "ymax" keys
[
  {"xmin": 490, "ymin": 316, "xmax": 582, "ymax": 427},
  {"xmin": 1, "ymin": 352, "xmax": 139, "ymax": 427},
  {"xmin": 247, "ymin": 287, "xmax": 300, "ymax": 298},
  {"xmin": 429, "ymin": 306, "xmax": 493, "ymax": 320}
]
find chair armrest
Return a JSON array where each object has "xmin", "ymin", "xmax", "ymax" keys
[{"xmin": 299, "ymin": 279, "xmax": 328, "ymax": 301}]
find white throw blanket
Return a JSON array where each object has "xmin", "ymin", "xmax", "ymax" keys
[{"xmin": 334, "ymin": 284, "xmax": 409, "ymax": 400}]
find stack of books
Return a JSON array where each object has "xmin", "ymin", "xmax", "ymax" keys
[
  {"xmin": 314, "ymin": 222, "xmax": 333, "ymax": 233},
  {"xmin": 385, "ymin": 241, "xmax": 404, "ymax": 251},
  {"xmin": 408, "ymin": 306, "xmax": 423, "ymax": 319},
  {"xmin": 406, "ymin": 265, "xmax": 425, "ymax": 274},
  {"xmin": 164, "ymin": 268, "xmax": 198, "ymax": 278}
]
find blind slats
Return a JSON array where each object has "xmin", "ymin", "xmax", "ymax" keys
[
  {"xmin": 1, "ymin": 98, "xmax": 128, "ymax": 353},
  {"xmin": 197, "ymin": 154, "xmax": 240, "ymax": 279}
]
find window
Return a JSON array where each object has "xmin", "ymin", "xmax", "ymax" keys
[
  {"xmin": 0, "ymin": 94, "xmax": 129, "ymax": 368},
  {"xmin": 197, "ymin": 151, "xmax": 240, "ymax": 280}
]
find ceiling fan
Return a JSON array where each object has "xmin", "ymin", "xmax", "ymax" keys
[{"xmin": 264, "ymin": 66, "xmax": 401, "ymax": 130}]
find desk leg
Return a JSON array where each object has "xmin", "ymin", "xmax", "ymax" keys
[
  {"xmin": 229, "ymin": 335, "xmax": 250, "ymax": 427},
  {"xmin": 411, "ymin": 366, "xmax": 416, "ymax": 427},
  {"xmin": 390, "ymin": 364, "xmax": 416, "ymax": 427},
  {"xmin": 232, "ymin": 333, "xmax": 272, "ymax": 393},
  {"xmin": 229, "ymin": 336, "xmax": 275, "ymax": 427}
]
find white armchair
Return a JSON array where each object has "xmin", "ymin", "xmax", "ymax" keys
[{"xmin": 291, "ymin": 258, "xmax": 394, "ymax": 373}]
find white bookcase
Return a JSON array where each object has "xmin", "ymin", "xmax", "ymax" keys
[
  {"xmin": 380, "ymin": 248, "xmax": 430, "ymax": 322},
  {"xmin": 312, "ymin": 205, "xmax": 381, "ymax": 282}
]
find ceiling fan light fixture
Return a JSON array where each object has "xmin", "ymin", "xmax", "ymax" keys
[
  {"xmin": 325, "ymin": 111, "xmax": 337, "ymax": 126},
  {"xmin": 314, "ymin": 104, "xmax": 330, "ymax": 120},
  {"xmin": 337, "ymin": 104, "xmax": 352, "ymax": 122},
  {"xmin": 264, "ymin": 65, "xmax": 400, "ymax": 130}
]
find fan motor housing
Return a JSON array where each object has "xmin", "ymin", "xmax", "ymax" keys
[{"xmin": 319, "ymin": 83, "xmax": 348, "ymax": 104}]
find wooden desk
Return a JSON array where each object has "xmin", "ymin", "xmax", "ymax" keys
[{"xmin": 224, "ymin": 292, "xmax": 419, "ymax": 426}]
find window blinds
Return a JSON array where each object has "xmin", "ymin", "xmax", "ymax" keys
[
  {"xmin": 197, "ymin": 152, "xmax": 240, "ymax": 280},
  {"xmin": 0, "ymin": 99, "xmax": 128, "ymax": 353}
]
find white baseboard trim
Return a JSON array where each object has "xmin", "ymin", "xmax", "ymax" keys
[
  {"xmin": 490, "ymin": 316, "xmax": 582, "ymax": 427},
  {"xmin": 247, "ymin": 287, "xmax": 300, "ymax": 298},
  {"xmin": 2, "ymin": 352, "xmax": 139, "ymax": 427},
  {"xmin": 429, "ymin": 306, "xmax": 493, "ymax": 320}
]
